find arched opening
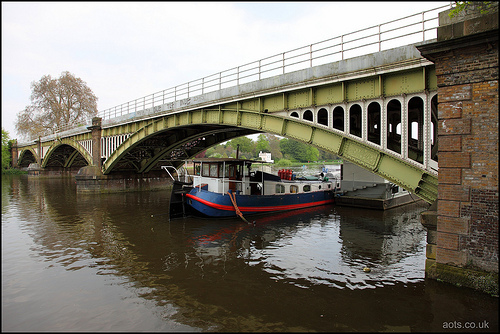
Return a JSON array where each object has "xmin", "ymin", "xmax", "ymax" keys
[
  {"xmin": 18, "ymin": 150, "xmax": 37, "ymax": 168},
  {"xmin": 317, "ymin": 108, "xmax": 328, "ymax": 126},
  {"xmin": 408, "ymin": 96, "xmax": 424, "ymax": 164},
  {"xmin": 333, "ymin": 106, "xmax": 344, "ymax": 131},
  {"xmin": 44, "ymin": 144, "xmax": 88, "ymax": 169},
  {"xmin": 349, "ymin": 104, "xmax": 362, "ymax": 138},
  {"xmin": 387, "ymin": 99, "xmax": 401, "ymax": 154},
  {"xmin": 367, "ymin": 102, "xmax": 381, "ymax": 145},
  {"xmin": 431, "ymin": 95, "xmax": 438, "ymax": 162},
  {"xmin": 303, "ymin": 109, "xmax": 313, "ymax": 122},
  {"xmin": 290, "ymin": 111, "xmax": 299, "ymax": 118}
]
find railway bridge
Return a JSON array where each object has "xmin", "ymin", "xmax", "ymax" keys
[
  {"xmin": 12, "ymin": 4, "xmax": 498, "ymax": 294},
  {"xmin": 14, "ymin": 45, "xmax": 439, "ymax": 202},
  {"xmin": 14, "ymin": 1, "xmax": 446, "ymax": 202}
]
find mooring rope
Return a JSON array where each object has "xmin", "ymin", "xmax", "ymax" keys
[{"xmin": 227, "ymin": 191, "xmax": 250, "ymax": 224}]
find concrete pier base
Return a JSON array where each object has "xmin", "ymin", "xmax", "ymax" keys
[
  {"xmin": 336, "ymin": 192, "xmax": 422, "ymax": 210},
  {"xmin": 27, "ymin": 163, "xmax": 41, "ymax": 176}
]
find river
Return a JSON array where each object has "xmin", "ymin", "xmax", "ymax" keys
[{"xmin": 2, "ymin": 172, "xmax": 498, "ymax": 332}]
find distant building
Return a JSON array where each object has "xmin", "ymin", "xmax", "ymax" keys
[{"xmin": 258, "ymin": 151, "xmax": 273, "ymax": 163}]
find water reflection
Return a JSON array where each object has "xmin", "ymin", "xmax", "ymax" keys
[{"xmin": 2, "ymin": 175, "xmax": 498, "ymax": 332}]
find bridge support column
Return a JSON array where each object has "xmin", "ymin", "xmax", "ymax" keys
[
  {"xmin": 75, "ymin": 117, "xmax": 104, "ymax": 191},
  {"xmin": 10, "ymin": 139, "xmax": 18, "ymax": 168},
  {"xmin": 417, "ymin": 5, "xmax": 498, "ymax": 295},
  {"xmin": 88, "ymin": 117, "xmax": 102, "ymax": 169},
  {"xmin": 26, "ymin": 137, "xmax": 43, "ymax": 176},
  {"xmin": 35, "ymin": 136, "xmax": 42, "ymax": 165}
]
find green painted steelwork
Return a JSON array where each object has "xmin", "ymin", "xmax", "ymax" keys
[
  {"xmin": 41, "ymin": 138, "xmax": 93, "ymax": 168},
  {"xmin": 100, "ymin": 104, "xmax": 437, "ymax": 203},
  {"xmin": 17, "ymin": 65, "xmax": 439, "ymax": 203},
  {"xmin": 17, "ymin": 147, "xmax": 38, "ymax": 166}
]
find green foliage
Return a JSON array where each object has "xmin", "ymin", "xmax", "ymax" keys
[
  {"xmin": 2, "ymin": 168, "xmax": 27, "ymax": 175},
  {"xmin": 279, "ymin": 138, "xmax": 319, "ymax": 162},
  {"xmin": 319, "ymin": 149, "xmax": 338, "ymax": 161},
  {"xmin": 203, "ymin": 134, "xmax": 335, "ymax": 164},
  {"xmin": 255, "ymin": 134, "xmax": 270, "ymax": 153},
  {"xmin": 2, "ymin": 128, "xmax": 11, "ymax": 170},
  {"xmin": 275, "ymin": 159, "xmax": 292, "ymax": 167},
  {"xmin": 205, "ymin": 144, "xmax": 232, "ymax": 158},
  {"xmin": 267, "ymin": 134, "xmax": 283, "ymax": 161},
  {"xmin": 227, "ymin": 136, "xmax": 256, "ymax": 158},
  {"xmin": 449, "ymin": 1, "xmax": 497, "ymax": 17}
]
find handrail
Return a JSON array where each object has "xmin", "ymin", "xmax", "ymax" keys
[
  {"xmin": 25, "ymin": 4, "xmax": 450, "ymax": 142},
  {"xmin": 161, "ymin": 165, "xmax": 182, "ymax": 181}
]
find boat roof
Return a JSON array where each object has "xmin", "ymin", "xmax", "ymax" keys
[{"xmin": 186, "ymin": 158, "xmax": 265, "ymax": 164}]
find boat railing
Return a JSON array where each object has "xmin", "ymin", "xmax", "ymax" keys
[{"xmin": 161, "ymin": 165, "xmax": 186, "ymax": 182}]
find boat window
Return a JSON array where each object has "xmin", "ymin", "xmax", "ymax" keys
[
  {"xmin": 202, "ymin": 164, "xmax": 210, "ymax": 176},
  {"xmin": 290, "ymin": 185, "xmax": 298, "ymax": 193},
  {"xmin": 276, "ymin": 184, "xmax": 285, "ymax": 194},
  {"xmin": 303, "ymin": 185, "xmax": 311, "ymax": 192},
  {"xmin": 210, "ymin": 164, "xmax": 218, "ymax": 177},
  {"xmin": 226, "ymin": 164, "xmax": 236, "ymax": 178}
]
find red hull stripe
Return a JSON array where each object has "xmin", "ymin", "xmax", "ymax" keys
[{"xmin": 185, "ymin": 193, "xmax": 334, "ymax": 212}]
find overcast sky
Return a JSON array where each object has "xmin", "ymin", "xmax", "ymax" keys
[{"xmin": 2, "ymin": 1, "xmax": 450, "ymax": 139}]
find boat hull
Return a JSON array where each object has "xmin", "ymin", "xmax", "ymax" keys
[{"xmin": 185, "ymin": 188, "xmax": 335, "ymax": 218}]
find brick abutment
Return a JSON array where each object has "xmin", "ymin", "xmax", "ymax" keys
[{"xmin": 417, "ymin": 6, "xmax": 498, "ymax": 295}]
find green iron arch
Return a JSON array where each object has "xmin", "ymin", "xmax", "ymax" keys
[
  {"xmin": 41, "ymin": 138, "xmax": 93, "ymax": 168},
  {"xmin": 17, "ymin": 147, "xmax": 39, "ymax": 167},
  {"xmin": 102, "ymin": 122, "xmax": 259, "ymax": 174},
  {"xmin": 102, "ymin": 107, "xmax": 437, "ymax": 203}
]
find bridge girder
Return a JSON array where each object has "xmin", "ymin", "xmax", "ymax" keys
[{"xmin": 101, "ymin": 103, "xmax": 437, "ymax": 203}]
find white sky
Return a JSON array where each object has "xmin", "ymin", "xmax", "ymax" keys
[{"xmin": 1, "ymin": 1, "xmax": 450, "ymax": 140}]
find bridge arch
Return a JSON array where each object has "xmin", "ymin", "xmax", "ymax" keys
[
  {"xmin": 102, "ymin": 121, "xmax": 259, "ymax": 175},
  {"xmin": 99, "ymin": 106, "xmax": 437, "ymax": 203},
  {"xmin": 17, "ymin": 148, "xmax": 38, "ymax": 167},
  {"xmin": 41, "ymin": 138, "xmax": 93, "ymax": 168}
]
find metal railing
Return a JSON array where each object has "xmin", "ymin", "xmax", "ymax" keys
[{"xmin": 28, "ymin": 4, "xmax": 450, "ymax": 143}]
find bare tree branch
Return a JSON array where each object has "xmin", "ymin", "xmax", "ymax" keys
[{"xmin": 15, "ymin": 71, "xmax": 98, "ymax": 140}]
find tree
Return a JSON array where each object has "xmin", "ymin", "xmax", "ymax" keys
[
  {"xmin": 255, "ymin": 134, "xmax": 271, "ymax": 153},
  {"xmin": 318, "ymin": 149, "xmax": 338, "ymax": 161},
  {"xmin": 205, "ymin": 143, "xmax": 232, "ymax": 158},
  {"xmin": 2, "ymin": 128, "xmax": 11, "ymax": 170},
  {"xmin": 227, "ymin": 136, "xmax": 255, "ymax": 158},
  {"xmin": 15, "ymin": 71, "xmax": 98, "ymax": 140},
  {"xmin": 266, "ymin": 134, "xmax": 283, "ymax": 161},
  {"xmin": 280, "ymin": 138, "xmax": 319, "ymax": 162}
]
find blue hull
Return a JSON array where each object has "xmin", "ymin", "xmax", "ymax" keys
[{"xmin": 185, "ymin": 188, "xmax": 335, "ymax": 218}]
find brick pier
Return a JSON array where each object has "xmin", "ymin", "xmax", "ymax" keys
[{"xmin": 418, "ymin": 4, "xmax": 498, "ymax": 294}]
